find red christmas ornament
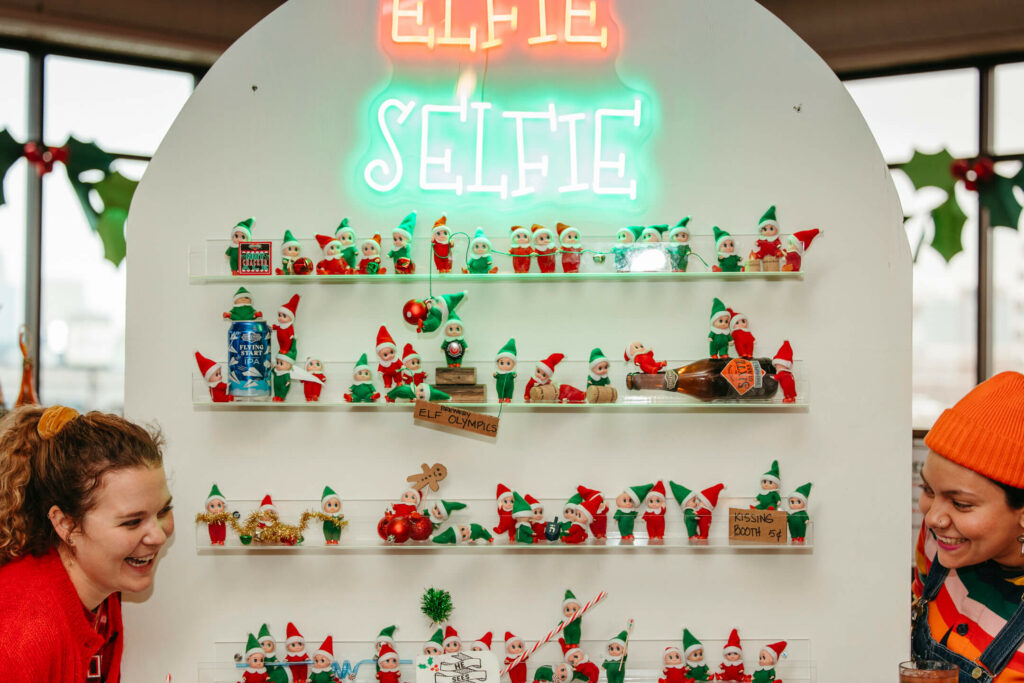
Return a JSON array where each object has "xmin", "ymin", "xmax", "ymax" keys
[
  {"xmin": 292, "ymin": 257, "xmax": 314, "ymax": 275},
  {"xmin": 410, "ymin": 514, "xmax": 433, "ymax": 541},
  {"xmin": 387, "ymin": 516, "xmax": 411, "ymax": 543},
  {"xmin": 377, "ymin": 515, "xmax": 392, "ymax": 540},
  {"xmin": 403, "ymin": 299, "xmax": 427, "ymax": 327}
]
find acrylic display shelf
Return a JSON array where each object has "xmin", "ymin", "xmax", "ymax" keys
[
  {"xmin": 198, "ymin": 637, "xmax": 814, "ymax": 683},
  {"xmin": 193, "ymin": 359, "xmax": 809, "ymax": 411},
  {"xmin": 195, "ymin": 496, "xmax": 813, "ymax": 554}
]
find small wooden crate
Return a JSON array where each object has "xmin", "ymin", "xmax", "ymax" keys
[
  {"xmin": 436, "ymin": 367, "xmax": 476, "ymax": 385},
  {"xmin": 436, "ymin": 384, "xmax": 486, "ymax": 403}
]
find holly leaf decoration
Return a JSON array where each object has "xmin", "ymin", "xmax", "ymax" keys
[
  {"xmin": 930, "ymin": 194, "xmax": 968, "ymax": 262},
  {"xmin": 979, "ymin": 175, "xmax": 1022, "ymax": 230},
  {"xmin": 0, "ymin": 128, "xmax": 25, "ymax": 207},
  {"xmin": 62, "ymin": 135, "xmax": 116, "ymax": 231},
  {"xmin": 902, "ymin": 149, "xmax": 957, "ymax": 195},
  {"xmin": 89, "ymin": 171, "xmax": 138, "ymax": 266}
]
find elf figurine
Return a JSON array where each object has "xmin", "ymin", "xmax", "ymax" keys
[
  {"xmin": 390, "ymin": 211, "xmax": 417, "ymax": 274},
  {"xmin": 671, "ymin": 481, "xmax": 724, "ymax": 544},
  {"xmin": 241, "ymin": 633, "xmax": 270, "ymax": 683},
  {"xmin": 750, "ymin": 205, "xmax": 785, "ymax": 263},
  {"xmin": 431, "ymin": 215, "xmax": 453, "ymax": 273},
  {"xmin": 344, "ymin": 353, "xmax": 380, "ymax": 403},
  {"xmin": 302, "ymin": 357, "xmax": 326, "ymax": 402},
  {"xmin": 524, "ymin": 353, "xmax": 563, "ymax": 402},
  {"xmin": 666, "ymin": 218, "xmax": 692, "ymax": 272},
  {"xmin": 226, "ymin": 217, "xmax": 254, "ymax": 274},
  {"xmin": 203, "ymin": 484, "xmax": 228, "ymax": 544},
  {"xmin": 787, "ymin": 482, "xmax": 812, "ymax": 544},
  {"xmin": 389, "ymin": 487, "xmax": 423, "ymax": 517},
  {"xmin": 471, "ymin": 633, "xmax": 493, "ymax": 652},
  {"xmin": 752, "ymin": 642, "xmax": 787, "ymax": 683},
  {"xmin": 533, "ymin": 664, "xmax": 583, "ymax": 683},
  {"xmin": 526, "ymin": 495, "xmax": 546, "ymax": 542},
  {"xmin": 561, "ymin": 493, "xmax": 597, "ymax": 545},
  {"xmin": 493, "ymin": 483, "xmax": 516, "ymax": 540},
  {"xmin": 561, "ymin": 590, "xmax": 584, "ymax": 646},
  {"xmin": 728, "ymin": 308, "xmax": 756, "ymax": 360},
  {"xmin": 425, "ymin": 499, "xmax": 467, "ymax": 531},
  {"xmin": 682, "ymin": 629, "xmax": 710, "ymax": 682},
  {"xmin": 376, "ymin": 626, "xmax": 397, "ymax": 670},
  {"xmin": 640, "ymin": 224, "xmax": 667, "ymax": 243},
  {"xmin": 717, "ymin": 629, "xmax": 746, "ymax": 682},
  {"xmin": 272, "ymin": 294, "xmax": 300, "ymax": 354},
  {"xmin": 440, "ymin": 313, "xmax": 468, "ymax": 368},
  {"xmin": 612, "ymin": 226, "xmax": 641, "ymax": 273},
  {"xmin": 259, "ymin": 624, "xmax": 289, "ymax": 683},
  {"xmin": 577, "ymin": 486, "xmax": 607, "ymax": 539},
  {"xmin": 423, "ymin": 629, "xmax": 444, "ymax": 656},
  {"xmin": 624, "ymin": 341, "xmax": 667, "ymax": 374},
  {"xmin": 223, "ymin": 287, "xmax": 263, "ymax": 321},
  {"xmin": 255, "ymin": 495, "xmax": 279, "ymax": 540},
  {"xmin": 782, "ymin": 228, "xmax": 820, "ymax": 272},
  {"xmin": 285, "ymin": 623, "xmax": 312, "ymax": 683},
  {"xmin": 432, "ymin": 524, "xmax": 493, "ymax": 544},
  {"xmin": 272, "ymin": 345, "xmax": 297, "ymax": 402},
  {"xmin": 585, "ymin": 349, "xmax": 610, "ymax": 387},
  {"xmin": 399, "ymin": 344, "xmax": 426, "ymax": 386},
  {"xmin": 463, "ymin": 228, "xmax": 499, "ymax": 274},
  {"xmin": 561, "ymin": 640, "xmax": 600, "ymax": 683},
  {"xmin": 557, "ymin": 222, "xmax": 583, "ymax": 273},
  {"xmin": 601, "ymin": 630, "xmax": 629, "ymax": 683},
  {"xmin": 708, "ymin": 298, "xmax": 732, "ymax": 358},
  {"xmin": 321, "ymin": 486, "xmax": 344, "ymax": 545},
  {"xmin": 614, "ymin": 484, "xmax": 651, "ymax": 542},
  {"xmin": 771, "ymin": 340, "xmax": 797, "ymax": 403},
  {"xmin": 376, "ymin": 644, "xmax": 402, "ymax": 683},
  {"xmin": 276, "ymin": 229, "xmax": 302, "ymax": 275},
  {"xmin": 505, "ymin": 633, "xmax": 529, "ymax": 683},
  {"xmin": 359, "ymin": 234, "xmax": 387, "ymax": 274},
  {"xmin": 658, "ymin": 646, "xmax": 687, "ymax": 683},
  {"xmin": 315, "ymin": 234, "xmax": 353, "ymax": 275},
  {"xmin": 408, "ymin": 290, "xmax": 466, "ymax": 334},
  {"xmin": 376, "ymin": 326, "xmax": 403, "ymax": 390},
  {"xmin": 386, "ymin": 383, "xmax": 451, "ymax": 403},
  {"xmin": 509, "ymin": 225, "xmax": 534, "ymax": 274},
  {"xmin": 642, "ymin": 481, "xmax": 667, "ymax": 542},
  {"xmin": 512, "ymin": 492, "xmax": 535, "ymax": 543},
  {"xmin": 494, "ymin": 339, "xmax": 517, "ymax": 403},
  {"xmin": 532, "ymin": 224, "xmax": 558, "ymax": 274},
  {"xmin": 309, "ymin": 636, "xmax": 341, "ymax": 683},
  {"xmin": 195, "ymin": 352, "xmax": 233, "ymax": 403},
  {"xmin": 753, "ymin": 461, "xmax": 782, "ymax": 510},
  {"xmin": 335, "ymin": 218, "xmax": 359, "ymax": 270},
  {"xmin": 712, "ymin": 226, "xmax": 743, "ymax": 273}
]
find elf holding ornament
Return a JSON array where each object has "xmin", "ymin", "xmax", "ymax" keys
[
  {"xmin": 752, "ymin": 642, "xmax": 786, "ymax": 683},
  {"xmin": 494, "ymin": 339, "xmax": 517, "ymax": 403},
  {"xmin": 612, "ymin": 226, "xmax": 641, "ymax": 273},
  {"xmin": 708, "ymin": 298, "xmax": 732, "ymax": 358},
  {"xmin": 561, "ymin": 639, "xmax": 599, "ymax": 683},
  {"xmin": 642, "ymin": 481, "xmax": 667, "ymax": 542},
  {"xmin": 666, "ymin": 218, "xmax": 692, "ymax": 272},
  {"xmin": 203, "ymin": 484, "xmax": 228, "ymax": 544},
  {"xmin": 431, "ymin": 215, "xmax": 453, "ymax": 273},
  {"xmin": 526, "ymin": 495, "xmax": 546, "ymax": 541},
  {"xmin": 587, "ymin": 349, "xmax": 610, "ymax": 387},
  {"xmin": 561, "ymin": 590, "xmax": 584, "ymax": 646},
  {"xmin": 493, "ymin": 483, "xmax": 516, "ymax": 540},
  {"xmin": 658, "ymin": 646, "xmax": 687, "ymax": 683},
  {"xmin": 712, "ymin": 227, "xmax": 743, "ymax": 273},
  {"xmin": 532, "ymin": 224, "xmax": 558, "ymax": 274},
  {"xmin": 344, "ymin": 353, "xmax": 380, "ymax": 403},
  {"xmin": 512, "ymin": 492, "xmax": 535, "ymax": 543},
  {"xmin": 316, "ymin": 234, "xmax": 353, "ymax": 275},
  {"xmin": 226, "ymin": 217, "xmax": 254, "ymax": 274},
  {"xmin": 375, "ymin": 326, "xmax": 403, "ymax": 390},
  {"xmin": 440, "ymin": 313, "xmax": 468, "ymax": 368},
  {"xmin": 272, "ymin": 345, "xmax": 297, "ymax": 402},
  {"xmin": 285, "ymin": 623, "xmax": 312, "ymax": 683},
  {"xmin": 625, "ymin": 341, "xmax": 667, "ymax": 375},
  {"xmin": 359, "ymin": 234, "xmax": 387, "ymax": 274},
  {"xmin": 505, "ymin": 633, "xmax": 529, "ymax": 683},
  {"xmin": 277, "ymin": 229, "xmax": 303, "ymax": 275},
  {"xmin": 558, "ymin": 222, "xmax": 583, "ymax": 273},
  {"xmin": 272, "ymin": 294, "xmax": 300, "ymax": 354},
  {"xmin": 241, "ymin": 633, "xmax": 270, "ymax": 683},
  {"xmin": 376, "ymin": 644, "xmax": 402, "ymax": 683},
  {"xmin": 224, "ymin": 287, "xmax": 263, "ymax": 321},
  {"xmin": 578, "ymin": 486, "xmax": 607, "ymax": 539},
  {"xmin": 399, "ymin": 344, "xmax": 426, "ymax": 386},
  {"xmin": 751, "ymin": 206, "xmax": 784, "ymax": 261},
  {"xmin": 614, "ymin": 484, "xmax": 651, "ymax": 542},
  {"xmin": 682, "ymin": 629, "xmax": 710, "ymax": 681},
  {"xmin": 335, "ymin": 218, "xmax": 359, "ymax": 270},
  {"xmin": 787, "ymin": 483, "xmax": 812, "ymax": 544},
  {"xmin": 601, "ymin": 630, "xmax": 629, "ymax": 683},
  {"xmin": 464, "ymin": 228, "xmax": 499, "ymax": 274},
  {"xmin": 389, "ymin": 211, "xmax": 417, "ymax": 274},
  {"xmin": 771, "ymin": 341, "xmax": 797, "ymax": 403},
  {"xmin": 258, "ymin": 624, "xmax": 289, "ymax": 683},
  {"xmin": 302, "ymin": 357, "xmax": 326, "ymax": 402},
  {"xmin": 717, "ymin": 629, "xmax": 746, "ymax": 682},
  {"xmin": 524, "ymin": 353, "xmax": 563, "ymax": 402},
  {"xmin": 407, "ymin": 290, "xmax": 466, "ymax": 334},
  {"xmin": 195, "ymin": 351, "xmax": 233, "ymax": 402},
  {"xmin": 753, "ymin": 461, "xmax": 782, "ymax": 510},
  {"xmin": 320, "ymin": 486, "xmax": 344, "ymax": 544},
  {"xmin": 728, "ymin": 309, "xmax": 756, "ymax": 360},
  {"xmin": 782, "ymin": 229, "xmax": 819, "ymax": 272}
]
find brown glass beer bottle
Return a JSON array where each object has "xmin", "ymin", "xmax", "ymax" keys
[{"xmin": 626, "ymin": 357, "xmax": 779, "ymax": 400}]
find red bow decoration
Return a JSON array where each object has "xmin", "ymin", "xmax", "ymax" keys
[
  {"xmin": 22, "ymin": 141, "xmax": 69, "ymax": 177},
  {"xmin": 951, "ymin": 156, "xmax": 995, "ymax": 191}
]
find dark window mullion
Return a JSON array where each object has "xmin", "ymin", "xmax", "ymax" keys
[
  {"xmin": 24, "ymin": 51, "xmax": 43, "ymax": 393},
  {"xmin": 977, "ymin": 65, "xmax": 995, "ymax": 383}
]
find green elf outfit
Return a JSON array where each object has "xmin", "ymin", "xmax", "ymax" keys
[
  {"xmin": 559, "ymin": 494, "xmax": 583, "ymax": 539},
  {"xmin": 375, "ymin": 625, "xmax": 397, "ymax": 672},
  {"xmin": 587, "ymin": 348, "xmax": 609, "ymax": 387},
  {"xmin": 612, "ymin": 226, "xmax": 643, "ymax": 272},
  {"xmin": 683, "ymin": 629, "xmax": 710, "ymax": 681},
  {"xmin": 257, "ymin": 624, "xmax": 289, "ymax": 683},
  {"xmin": 441, "ymin": 312, "xmax": 468, "ymax": 367},
  {"xmin": 751, "ymin": 642, "xmax": 786, "ymax": 683},
  {"xmin": 786, "ymin": 482, "xmax": 812, "ymax": 541},
  {"xmin": 423, "ymin": 628, "xmax": 444, "ymax": 653},
  {"xmin": 280, "ymin": 229, "xmax": 301, "ymax": 274},
  {"xmin": 386, "ymin": 383, "xmax": 451, "ymax": 402},
  {"xmin": 512, "ymin": 492, "xmax": 535, "ymax": 544},
  {"xmin": 422, "ymin": 291, "xmax": 467, "ymax": 334},
  {"xmin": 494, "ymin": 338, "xmax": 518, "ymax": 402},
  {"xmin": 308, "ymin": 636, "xmax": 339, "ymax": 682},
  {"xmin": 669, "ymin": 481, "xmax": 699, "ymax": 538},
  {"xmin": 273, "ymin": 345, "xmax": 297, "ymax": 401},
  {"xmin": 614, "ymin": 484, "xmax": 651, "ymax": 539},
  {"xmin": 346, "ymin": 354, "xmax": 379, "ymax": 403},
  {"xmin": 226, "ymin": 217, "xmax": 253, "ymax": 272},
  {"xmin": 601, "ymin": 630, "xmax": 629, "ymax": 683},
  {"xmin": 432, "ymin": 523, "xmax": 493, "ymax": 544},
  {"xmin": 321, "ymin": 486, "xmax": 344, "ymax": 544},
  {"xmin": 561, "ymin": 590, "xmax": 584, "ymax": 646},
  {"xmin": 226, "ymin": 287, "xmax": 261, "ymax": 321},
  {"xmin": 424, "ymin": 500, "xmax": 467, "ymax": 530},
  {"xmin": 666, "ymin": 217, "xmax": 692, "ymax": 272},
  {"xmin": 466, "ymin": 228, "xmax": 497, "ymax": 274},
  {"xmin": 335, "ymin": 218, "xmax": 359, "ymax": 269},
  {"xmin": 533, "ymin": 666, "xmax": 588, "ymax": 683},
  {"xmin": 640, "ymin": 224, "xmax": 668, "ymax": 242},
  {"xmin": 388, "ymin": 211, "xmax": 417, "ymax": 273},
  {"xmin": 708, "ymin": 298, "xmax": 732, "ymax": 358},
  {"xmin": 754, "ymin": 460, "xmax": 782, "ymax": 510},
  {"xmin": 713, "ymin": 226, "xmax": 742, "ymax": 272}
]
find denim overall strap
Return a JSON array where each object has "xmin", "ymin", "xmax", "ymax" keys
[
  {"xmin": 978, "ymin": 598, "xmax": 1024, "ymax": 677},
  {"xmin": 922, "ymin": 557, "xmax": 950, "ymax": 602}
]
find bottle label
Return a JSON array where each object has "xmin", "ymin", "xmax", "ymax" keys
[{"xmin": 721, "ymin": 359, "xmax": 764, "ymax": 395}]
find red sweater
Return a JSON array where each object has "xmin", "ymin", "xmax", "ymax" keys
[{"xmin": 0, "ymin": 549, "xmax": 123, "ymax": 682}]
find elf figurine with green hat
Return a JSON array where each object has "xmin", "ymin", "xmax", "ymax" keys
[
  {"xmin": 375, "ymin": 625, "xmax": 397, "ymax": 658},
  {"xmin": 682, "ymin": 629, "xmax": 710, "ymax": 681},
  {"xmin": 226, "ymin": 217, "xmax": 254, "ymax": 274},
  {"xmin": 316, "ymin": 233, "xmax": 354, "ymax": 275},
  {"xmin": 752, "ymin": 641, "xmax": 786, "ymax": 683},
  {"xmin": 423, "ymin": 628, "xmax": 444, "ymax": 655},
  {"xmin": 559, "ymin": 492, "xmax": 587, "ymax": 544},
  {"xmin": 204, "ymin": 483, "xmax": 228, "ymax": 545},
  {"xmin": 670, "ymin": 481, "xmax": 724, "ymax": 543},
  {"xmin": 494, "ymin": 339, "xmax": 517, "ymax": 403},
  {"xmin": 390, "ymin": 211, "xmax": 417, "ymax": 274},
  {"xmin": 561, "ymin": 590, "xmax": 584, "ymax": 646},
  {"xmin": 431, "ymin": 215, "xmax": 453, "ymax": 273},
  {"xmin": 320, "ymin": 486, "xmax": 344, "ymax": 544},
  {"xmin": 532, "ymin": 224, "xmax": 558, "ymax": 273},
  {"xmin": 463, "ymin": 228, "xmax": 499, "ymax": 274},
  {"xmin": 612, "ymin": 226, "xmax": 642, "ymax": 272},
  {"xmin": 509, "ymin": 225, "xmax": 534, "ymax": 273},
  {"xmin": 711, "ymin": 227, "xmax": 743, "ymax": 273},
  {"xmin": 242, "ymin": 632, "xmax": 270, "ymax": 682},
  {"xmin": 586, "ymin": 349, "xmax": 610, "ymax": 387},
  {"xmin": 787, "ymin": 482, "xmax": 812, "ymax": 544},
  {"xmin": 614, "ymin": 484, "xmax": 651, "ymax": 542},
  {"xmin": 335, "ymin": 218, "xmax": 359, "ymax": 269},
  {"xmin": 557, "ymin": 222, "xmax": 583, "ymax": 273},
  {"xmin": 404, "ymin": 290, "xmax": 467, "ymax": 334},
  {"xmin": 432, "ymin": 523, "xmax": 493, "ymax": 544},
  {"xmin": 752, "ymin": 460, "xmax": 782, "ymax": 510},
  {"xmin": 708, "ymin": 298, "xmax": 732, "ymax": 358},
  {"xmin": 272, "ymin": 345, "xmax": 297, "ymax": 402},
  {"xmin": 344, "ymin": 354, "xmax": 380, "ymax": 403},
  {"xmin": 272, "ymin": 294, "xmax": 300, "ymax": 354},
  {"xmin": 666, "ymin": 217, "xmax": 692, "ymax": 272},
  {"xmin": 310, "ymin": 635, "xmax": 342, "ymax": 683},
  {"xmin": 386, "ymin": 383, "xmax": 452, "ymax": 402},
  {"xmin": 358, "ymin": 234, "xmax": 387, "ymax": 274},
  {"xmin": 601, "ymin": 629, "xmax": 629, "ymax": 683},
  {"xmin": 424, "ymin": 499, "xmax": 467, "ymax": 530},
  {"xmin": 258, "ymin": 624, "xmax": 289, "ymax": 683},
  {"xmin": 512, "ymin": 491, "xmax": 535, "ymax": 543},
  {"xmin": 533, "ymin": 664, "xmax": 586, "ymax": 683},
  {"xmin": 276, "ymin": 229, "xmax": 302, "ymax": 275},
  {"xmin": 441, "ymin": 312, "xmax": 468, "ymax": 367},
  {"xmin": 751, "ymin": 205, "xmax": 784, "ymax": 261},
  {"xmin": 223, "ymin": 287, "xmax": 263, "ymax": 321},
  {"xmin": 640, "ymin": 224, "xmax": 667, "ymax": 243}
]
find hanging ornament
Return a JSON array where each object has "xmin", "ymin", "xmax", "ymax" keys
[{"xmin": 421, "ymin": 587, "xmax": 455, "ymax": 626}]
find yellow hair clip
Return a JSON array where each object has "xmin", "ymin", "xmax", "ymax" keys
[{"xmin": 37, "ymin": 405, "xmax": 80, "ymax": 440}]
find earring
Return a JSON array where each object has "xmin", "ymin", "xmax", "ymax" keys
[{"xmin": 1017, "ymin": 534, "xmax": 1024, "ymax": 555}]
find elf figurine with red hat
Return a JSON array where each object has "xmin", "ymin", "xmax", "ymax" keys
[
  {"xmin": 509, "ymin": 225, "xmax": 534, "ymax": 273},
  {"xmin": 255, "ymin": 495, "xmax": 278, "ymax": 538},
  {"xmin": 682, "ymin": 630, "xmax": 710, "ymax": 681},
  {"xmin": 443, "ymin": 627, "xmax": 462, "ymax": 653},
  {"xmin": 302, "ymin": 357, "xmax": 326, "ymax": 402},
  {"xmin": 494, "ymin": 339, "xmax": 517, "ymax": 403},
  {"xmin": 203, "ymin": 484, "xmax": 228, "ymax": 544},
  {"xmin": 335, "ymin": 218, "xmax": 359, "ymax": 270},
  {"xmin": 195, "ymin": 352, "xmax": 233, "ymax": 402},
  {"xmin": 493, "ymin": 484, "xmax": 516, "ymax": 540},
  {"xmin": 389, "ymin": 486, "xmax": 423, "ymax": 518},
  {"xmin": 625, "ymin": 341, "xmax": 667, "ymax": 375},
  {"xmin": 273, "ymin": 294, "xmax": 300, "ymax": 354},
  {"xmin": 471, "ymin": 633, "xmax": 493, "ymax": 652},
  {"xmin": 359, "ymin": 235, "xmax": 387, "ymax": 274},
  {"xmin": 614, "ymin": 484, "xmax": 651, "ymax": 542},
  {"xmin": 376, "ymin": 643, "xmax": 402, "ymax": 683},
  {"xmin": 242, "ymin": 633, "xmax": 270, "ymax": 682},
  {"xmin": 642, "ymin": 482, "xmax": 668, "ymax": 542},
  {"xmin": 666, "ymin": 218, "xmax": 693, "ymax": 272},
  {"xmin": 771, "ymin": 341, "xmax": 797, "ymax": 403},
  {"xmin": 375, "ymin": 326, "xmax": 403, "ymax": 391},
  {"xmin": 224, "ymin": 287, "xmax": 263, "ymax": 321},
  {"xmin": 431, "ymin": 215, "xmax": 453, "ymax": 273},
  {"xmin": 464, "ymin": 229, "xmax": 499, "ymax": 274},
  {"xmin": 712, "ymin": 227, "xmax": 743, "ymax": 273},
  {"xmin": 670, "ymin": 481, "xmax": 725, "ymax": 544},
  {"xmin": 716, "ymin": 629, "xmax": 746, "ymax": 682},
  {"xmin": 344, "ymin": 353, "xmax": 380, "ymax": 403},
  {"xmin": 316, "ymin": 234, "xmax": 354, "ymax": 275},
  {"xmin": 750, "ymin": 206, "xmax": 785, "ymax": 263},
  {"xmin": 787, "ymin": 482, "xmax": 812, "ymax": 544},
  {"xmin": 728, "ymin": 309, "xmax": 755, "ymax": 360},
  {"xmin": 561, "ymin": 639, "xmax": 599, "ymax": 683},
  {"xmin": 226, "ymin": 217, "xmax": 254, "ymax": 274},
  {"xmin": 375, "ymin": 625, "xmax": 397, "ymax": 675},
  {"xmin": 285, "ymin": 622, "xmax": 312, "ymax": 682},
  {"xmin": 524, "ymin": 353, "xmax": 563, "ymax": 402},
  {"xmin": 558, "ymin": 222, "xmax": 583, "ymax": 273},
  {"xmin": 613, "ymin": 226, "xmax": 641, "ymax": 273},
  {"xmin": 601, "ymin": 629, "xmax": 629, "ymax": 683},
  {"xmin": 532, "ymin": 224, "xmax": 558, "ymax": 274},
  {"xmin": 562, "ymin": 492, "xmax": 599, "ymax": 545},
  {"xmin": 505, "ymin": 632, "xmax": 529, "ymax": 683},
  {"xmin": 782, "ymin": 229, "xmax": 819, "ymax": 272},
  {"xmin": 526, "ymin": 495, "xmax": 546, "ymax": 542},
  {"xmin": 272, "ymin": 345, "xmax": 297, "ymax": 402},
  {"xmin": 708, "ymin": 298, "xmax": 732, "ymax": 358},
  {"xmin": 752, "ymin": 642, "xmax": 786, "ymax": 683},
  {"xmin": 512, "ymin": 492, "xmax": 535, "ymax": 543},
  {"xmin": 390, "ymin": 211, "xmax": 417, "ymax": 274},
  {"xmin": 441, "ymin": 313, "xmax": 468, "ymax": 368},
  {"xmin": 658, "ymin": 646, "xmax": 686, "ymax": 683},
  {"xmin": 400, "ymin": 344, "xmax": 427, "ymax": 386},
  {"xmin": 578, "ymin": 486, "xmax": 607, "ymax": 539},
  {"xmin": 276, "ymin": 229, "xmax": 304, "ymax": 275},
  {"xmin": 561, "ymin": 590, "xmax": 584, "ymax": 646},
  {"xmin": 753, "ymin": 461, "xmax": 782, "ymax": 510}
]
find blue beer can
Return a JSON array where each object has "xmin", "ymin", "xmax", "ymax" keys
[{"xmin": 227, "ymin": 321, "xmax": 271, "ymax": 398}]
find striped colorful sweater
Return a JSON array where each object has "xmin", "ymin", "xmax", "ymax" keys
[{"xmin": 914, "ymin": 522, "xmax": 1024, "ymax": 681}]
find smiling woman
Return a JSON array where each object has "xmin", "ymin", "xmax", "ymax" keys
[{"xmin": 0, "ymin": 405, "xmax": 173, "ymax": 683}]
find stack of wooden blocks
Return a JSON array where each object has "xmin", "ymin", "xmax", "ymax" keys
[{"xmin": 435, "ymin": 367, "xmax": 486, "ymax": 403}]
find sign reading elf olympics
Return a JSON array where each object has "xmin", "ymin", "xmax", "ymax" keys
[{"xmin": 360, "ymin": 0, "xmax": 654, "ymax": 205}]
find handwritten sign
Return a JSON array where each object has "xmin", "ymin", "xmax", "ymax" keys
[
  {"xmin": 417, "ymin": 652, "xmax": 499, "ymax": 683},
  {"xmin": 237, "ymin": 242, "xmax": 272, "ymax": 275},
  {"xmin": 728, "ymin": 508, "xmax": 788, "ymax": 545},
  {"xmin": 414, "ymin": 400, "xmax": 499, "ymax": 439}
]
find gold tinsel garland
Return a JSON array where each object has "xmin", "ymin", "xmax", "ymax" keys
[{"xmin": 195, "ymin": 509, "xmax": 348, "ymax": 545}]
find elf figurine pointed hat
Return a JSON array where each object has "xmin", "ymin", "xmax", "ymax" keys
[
  {"xmin": 608, "ymin": 630, "xmax": 629, "ymax": 650},
  {"xmin": 394, "ymin": 211, "xmax": 417, "ymax": 241},
  {"xmin": 525, "ymin": 494, "xmax": 543, "ymax": 512},
  {"xmin": 470, "ymin": 228, "xmax": 491, "ymax": 249},
  {"xmin": 699, "ymin": 483, "xmax": 725, "ymax": 508},
  {"xmin": 432, "ymin": 291, "xmax": 467, "ymax": 319},
  {"xmin": 647, "ymin": 480, "xmax": 667, "ymax": 502},
  {"xmin": 589, "ymin": 348, "xmax": 607, "ymax": 368},
  {"xmin": 363, "ymin": 233, "xmax": 383, "ymax": 252},
  {"xmin": 376, "ymin": 326, "xmax": 397, "ymax": 354},
  {"xmin": 195, "ymin": 352, "xmax": 221, "ymax": 383},
  {"xmin": 712, "ymin": 226, "xmax": 733, "ymax": 255},
  {"xmin": 279, "ymin": 294, "xmax": 300, "ymax": 321},
  {"xmin": 710, "ymin": 297, "xmax": 731, "ymax": 331},
  {"xmin": 317, "ymin": 636, "xmax": 336, "ymax": 661},
  {"xmin": 577, "ymin": 494, "xmax": 602, "ymax": 523},
  {"xmin": 682, "ymin": 629, "xmax": 703, "ymax": 659},
  {"xmin": 505, "ymin": 631, "xmax": 523, "ymax": 645},
  {"xmin": 511, "ymin": 492, "xmax": 533, "ymax": 520},
  {"xmin": 474, "ymin": 633, "xmax": 494, "ymax": 650},
  {"xmin": 286, "ymin": 622, "xmax": 304, "ymax": 645},
  {"xmin": 510, "ymin": 224, "xmax": 531, "ymax": 241},
  {"xmin": 469, "ymin": 523, "xmax": 492, "ymax": 541},
  {"xmin": 315, "ymin": 233, "xmax": 342, "ymax": 253},
  {"xmin": 762, "ymin": 460, "xmax": 781, "ymax": 486},
  {"xmin": 234, "ymin": 217, "xmax": 254, "ymax": 240},
  {"xmin": 641, "ymin": 224, "xmax": 668, "ymax": 241},
  {"xmin": 335, "ymin": 217, "xmax": 356, "ymax": 240},
  {"xmin": 432, "ymin": 524, "xmax": 492, "ymax": 544},
  {"xmin": 258, "ymin": 623, "xmax": 274, "ymax": 646},
  {"xmin": 260, "ymin": 495, "xmax": 276, "ymax": 512},
  {"xmin": 496, "ymin": 338, "xmax": 517, "ymax": 363},
  {"xmin": 668, "ymin": 481, "xmax": 693, "ymax": 506},
  {"xmin": 562, "ymin": 589, "xmax": 580, "ymax": 609},
  {"xmin": 402, "ymin": 343, "xmax": 420, "ymax": 364},
  {"xmin": 378, "ymin": 643, "xmax": 398, "ymax": 664},
  {"xmin": 790, "ymin": 482, "xmax": 813, "ymax": 505},
  {"xmin": 277, "ymin": 344, "xmax": 298, "ymax": 367},
  {"xmin": 531, "ymin": 223, "xmax": 554, "ymax": 241},
  {"xmin": 773, "ymin": 341, "xmax": 794, "ymax": 369},
  {"xmin": 321, "ymin": 486, "xmax": 340, "ymax": 506},
  {"xmin": 496, "ymin": 483, "xmax": 513, "ymax": 503},
  {"xmin": 245, "ymin": 633, "xmax": 263, "ymax": 659},
  {"xmin": 789, "ymin": 229, "xmax": 820, "ymax": 254},
  {"xmin": 762, "ymin": 641, "xmax": 787, "ymax": 664},
  {"xmin": 377, "ymin": 625, "xmax": 397, "ymax": 647},
  {"xmin": 723, "ymin": 629, "xmax": 742, "ymax": 657},
  {"xmin": 557, "ymin": 222, "xmax": 580, "ymax": 243},
  {"xmin": 538, "ymin": 353, "xmax": 565, "ymax": 376},
  {"xmin": 668, "ymin": 216, "xmax": 691, "ymax": 239},
  {"xmin": 353, "ymin": 353, "xmax": 371, "ymax": 377},
  {"xmin": 282, "ymin": 229, "xmax": 300, "ymax": 251},
  {"xmin": 758, "ymin": 205, "xmax": 779, "ymax": 231},
  {"xmin": 426, "ymin": 629, "xmax": 444, "ymax": 649},
  {"xmin": 559, "ymin": 637, "xmax": 585, "ymax": 662},
  {"xmin": 206, "ymin": 483, "xmax": 226, "ymax": 505},
  {"xmin": 432, "ymin": 214, "xmax": 448, "ymax": 235},
  {"xmin": 623, "ymin": 483, "xmax": 654, "ymax": 507},
  {"xmin": 443, "ymin": 626, "xmax": 461, "ymax": 650},
  {"xmin": 433, "ymin": 500, "xmax": 467, "ymax": 521},
  {"xmin": 233, "ymin": 287, "xmax": 254, "ymax": 304}
]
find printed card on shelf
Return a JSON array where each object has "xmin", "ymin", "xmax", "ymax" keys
[{"xmin": 416, "ymin": 652, "xmax": 500, "ymax": 683}]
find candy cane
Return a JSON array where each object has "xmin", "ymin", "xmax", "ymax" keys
[{"xmin": 500, "ymin": 591, "xmax": 609, "ymax": 676}]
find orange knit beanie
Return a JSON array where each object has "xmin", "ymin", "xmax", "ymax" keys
[{"xmin": 924, "ymin": 371, "xmax": 1024, "ymax": 487}]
